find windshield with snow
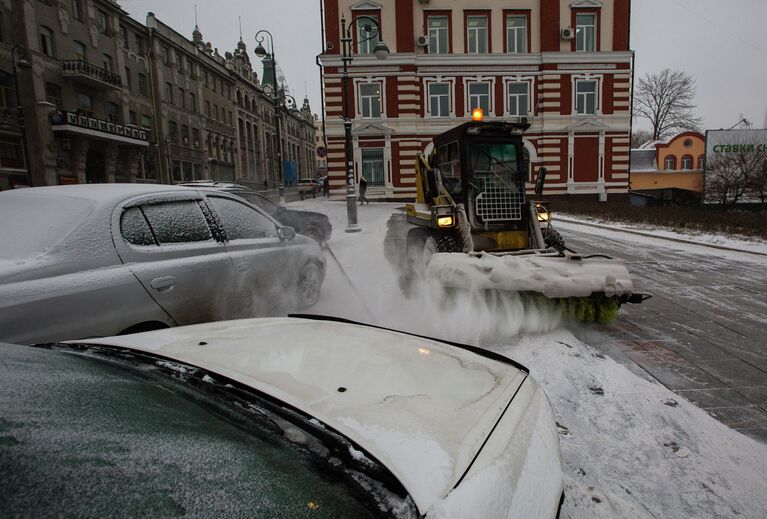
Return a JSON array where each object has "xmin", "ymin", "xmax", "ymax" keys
[
  {"xmin": 0, "ymin": 344, "xmax": 379, "ymax": 518},
  {"xmin": 0, "ymin": 196, "xmax": 96, "ymax": 260},
  {"xmin": 468, "ymin": 142, "xmax": 524, "ymax": 224}
]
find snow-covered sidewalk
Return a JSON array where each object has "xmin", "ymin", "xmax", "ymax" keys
[
  {"xmin": 557, "ymin": 213, "xmax": 767, "ymax": 256},
  {"xmin": 289, "ymin": 199, "xmax": 767, "ymax": 518}
]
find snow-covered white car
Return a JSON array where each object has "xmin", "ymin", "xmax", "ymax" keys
[
  {"xmin": 0, "ymin": 317, "xmax": 564, "ymax": 517},
  {"xmin": 0, "ymin": 184, "xmax": 325, "ymax": 344}
]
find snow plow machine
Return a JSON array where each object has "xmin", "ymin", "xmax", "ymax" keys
[{"xmin": 384, "ymin": 119, "xmax": 649, "ymax": 323}]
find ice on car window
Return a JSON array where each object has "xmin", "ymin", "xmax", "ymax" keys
[
  {"xmin": 0, "ymin": 344, "xmax": 379, "ymax": 518},
  {"xmin": 120, "ymin": 207, "xmax": 156, "ymax": 246},
  {"xmin": 208, "ymin": 197, "xmax": 276, "ymax": 240},
  {"xmin": 141, "ymin": 201, "xmax": 213, "ymax": 244}
]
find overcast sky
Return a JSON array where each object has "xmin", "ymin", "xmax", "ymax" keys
[{"xmin": 121, "ymin": 0, "xmax": 767, "ymax": 131}]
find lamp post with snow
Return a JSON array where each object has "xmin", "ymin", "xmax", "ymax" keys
[
  {"xmin": 254, "ymin": 30, "xmax": 284, "ymax": 188},
  {"xmin": 339, "ymin": 15, "xmax": 389, "ymax": 232},
  {"xmin": 11, "ymin": 45, "xmax": 32, "ymax": 186}
]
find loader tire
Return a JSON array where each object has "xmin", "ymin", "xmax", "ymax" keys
[
  {"xmin": 402, "ymin": 230, "xmax": 458, "ymax": 295},
  {"xmin": 543, "ymin": 227, "xmax": 566, "ymax": 252}
]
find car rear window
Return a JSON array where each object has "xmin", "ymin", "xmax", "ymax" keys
[
  {"xmin": 0, "ymin": 195, "xmax": 96, "ymax": 260},
  {"xmin": 0, "ymin": 344, "xmax": 379, "ymax": 518},
  {"xmin": 141, "ymin": 201, "xmax": 213, "ymax": 244}
]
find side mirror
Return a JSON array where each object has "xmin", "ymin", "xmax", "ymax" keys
[
  {"xmin": 534, "ymin": 167, "xmax": 547, "ymax": 198},
  {"xmin": 277, "ymin": 226, "xmax": 296, "ymax": 241}
]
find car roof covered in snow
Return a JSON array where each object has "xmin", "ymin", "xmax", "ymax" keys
[
  {"xmin": 76, "ymin": 317, "xmax": 530, "ymax": 514},
  {"xmin": 2, "ymin": 183, "xmax": 196, "ymax": 206}
]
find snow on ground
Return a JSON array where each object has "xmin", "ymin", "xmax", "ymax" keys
[
  {"xmin": 289, "ymin": 198, "xmax": 767, "ymax": 518},
  {"xmin": 557, "ymin": 213, "xmax": 767, "ymax": 256}
]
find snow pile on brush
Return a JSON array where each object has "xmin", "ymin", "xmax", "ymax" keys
[{"xmin": 427, "ymin": 252, "xmax": 635, "ymax": 298}]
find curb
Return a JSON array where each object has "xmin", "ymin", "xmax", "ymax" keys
[{"xmin": 556, "ymin": 217, "xmax": 767, "ymax": 258}]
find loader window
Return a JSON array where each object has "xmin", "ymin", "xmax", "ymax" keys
[
  {"xmin": 437, "ymin": 141, "xmax": 461, "ymax": 197},
  {"xmin": 469, "ymin": 143, "xmax": 525, "ymax": 223}
]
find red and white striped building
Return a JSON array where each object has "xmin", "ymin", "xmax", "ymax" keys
[{"xmin": 320, "ymin": 0, "xmax": 632, "ymax": 199}]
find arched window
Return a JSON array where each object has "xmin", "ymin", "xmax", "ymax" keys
[
  {"xmin": 664, "ymin": 155, "xmax": 676, "ymax": 171},
  {"xmin": 681, "ymin": 155, "xmax": 693, "ymax": 170},
  {"xmin": 698, "ymin": 155, "xmax": 706, "ymax": 170},
  {"xmin": 236, "ymin": 90, "xmax": 243, "ymax": 106}
]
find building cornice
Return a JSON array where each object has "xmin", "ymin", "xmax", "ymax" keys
[{"xmin": 319, "ymin": 51, "xmax": 634, "ymax": 68}]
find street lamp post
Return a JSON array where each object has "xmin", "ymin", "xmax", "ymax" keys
[
  {"xmin": 339, "ymin": 15, "xmax": 389, "ymax": 232},
  {"xmin": 254, "ymin": 31, "xmax": 284, "ymax": 190},
  {"xmin": 10, "ymin": 45, "xmax": 33, "ymax": 186}
]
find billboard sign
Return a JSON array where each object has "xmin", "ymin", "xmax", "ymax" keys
[{"xmin": 705, "ymin": 129, "xmax": 767, "ymax": 156}]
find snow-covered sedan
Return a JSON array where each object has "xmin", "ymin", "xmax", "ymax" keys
[
  {"xmin": 0, "ymin": 316, "xmax": 564, "ymax": 518},
  {"xmin": 0, "ymin": 184, "xmax": 325, "ymax": 344}
]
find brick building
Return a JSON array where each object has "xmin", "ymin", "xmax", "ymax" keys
[
  {"xmin": 319, "ymin": 0, "xmax": 632, "ymax": 200},
  {"xmin": 0, "ymin": 0, "xmax": 316, "ymax": 190}
]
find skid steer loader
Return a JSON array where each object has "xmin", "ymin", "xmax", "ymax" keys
[{"xmin": 384, "ymin": 119, "xmax": 649, "ymax": 323}]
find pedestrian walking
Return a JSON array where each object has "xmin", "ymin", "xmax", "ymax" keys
[
  {"xmin": 323, "ymin": 176, "xmax": 330, "ymax": 198},
  {"xmin": 358, "ymin": 176, "xmax": 369, "ymax": 205}
]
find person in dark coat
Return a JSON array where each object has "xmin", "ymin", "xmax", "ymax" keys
[
  {"xmin": 323, "ymin": 176, "xmax": 330, "ymax": 197},
  {"xmin": 358, "ymin": 176, "xmax": 369, "ymax": 205}
]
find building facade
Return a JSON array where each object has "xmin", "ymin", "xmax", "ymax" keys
[
  {"xmin": 629, "ymin": 131, "xmax": 705, "ymax": 202},
  {"xmin": 320, "ymin": 0, "xmax": 632, "ymax": 199},
  {"xmin": 0, "ymin": 0, "xmax": 316, "ymax": 190}
]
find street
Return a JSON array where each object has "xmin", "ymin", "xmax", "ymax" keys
[
  {"xmin": 293, "ymin": 198, "xmax": 767, "ymax": 518},
  {"xmin": 558, "ymin": 219, "xmax": 767, "ymax": 443}
]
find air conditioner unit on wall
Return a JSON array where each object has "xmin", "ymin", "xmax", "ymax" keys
[
  {"xmin": 416, "ymin": 35, "xmax": 429, "ymax": 47},
  {"xmin": 561, "ymin": 27, "xmax": 575, "ymax": 40}
]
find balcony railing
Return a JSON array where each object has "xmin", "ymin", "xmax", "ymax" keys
[
  {"xmin": 51, "ymin": 110, "xmax": 151, "ymax": 144},
  {"xmin": 61, "ymin": 59, "xmax": 122, "ymax": 88}
]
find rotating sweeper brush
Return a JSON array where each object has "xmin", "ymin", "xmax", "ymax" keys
[{"xmin": 383, "ymin": 118, "xmax": 649, "ymax": 323}]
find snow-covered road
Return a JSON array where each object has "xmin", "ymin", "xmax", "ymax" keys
[{"xmin": 288, "ymin": 198, "xmax": 767, "ymax": 518}]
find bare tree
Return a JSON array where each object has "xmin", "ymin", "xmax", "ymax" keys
[
  {"xmin": 630, "ymin": 129, "xmax": 653, "ymax": 149},
  {"xmin": 747, "ymin": 155, "xmax": 767, "ymax": 208},
  {"xmin": 634, "ymin": 69, "xmax": 703, "ymax": 140},
  {"xmin": 706, "ymin": 141, "xmax": 767, "ymax": 205}
]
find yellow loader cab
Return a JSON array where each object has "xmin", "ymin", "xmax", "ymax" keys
[{"xmin": 405, "ymin": 120, "xmax": 547, "ymax": 253}]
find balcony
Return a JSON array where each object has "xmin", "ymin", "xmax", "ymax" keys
[
  {"xmin": 61, "ymin": 59, "xmax": 122, "ymax": 89},
  {"xmin": 51, "ymin": 111, "xmax": 151, "ymax": 147}
]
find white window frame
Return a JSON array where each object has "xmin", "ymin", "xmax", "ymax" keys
[
  {"xmin": 466, "ymin": 16, "xmax": 488, "ymax": 54},
  {"xmin": 681, "ymin": 156, "xmax": 693, "ymax": 170},
  {"xmin": 357, "ymin": 81, "xmax": 383, "ymax": 119},
  {"xmin": 506, "ymin": 15, "xmax": 528, "ymax": 53},
  {"xmin": 427, "ymin": 16, "xmax": 449, "ymax": 54},
  {"xmin": 573, "ymin": 77, "xmax": 599, "ymax": 116},
  {"xmin": 506, "ymin": 80, "xmax": 531, "ymax": 117},
  {"xmin": 576, "ymin": 13, "xmax": 596, "ymax": 52},
  {"xmin": 664, "ymin": 156, "xmax": 675, "ymax": 171},
  {"xmin": 357, "ymin": 16, "xmax": 380, "ymax": 55},
  {"xmin": 466, "ymin": 80, "xmax": 492, "ymax": 116},
  {"xmin": 427, "ymin": 81, "xmax": 451, "ymax": 118}
]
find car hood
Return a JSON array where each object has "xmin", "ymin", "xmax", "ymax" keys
[{"xmin": 77, "ymin": 317, "xmax": 529, "ymax": 513}]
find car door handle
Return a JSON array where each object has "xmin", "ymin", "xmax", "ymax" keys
[
  {"xmin": 237, "ymin": 262, "xmax": 251, "ymax": 272},
  {"xmin": 150, "ymin": 276, "xmax": 176, "ymax": 292}
]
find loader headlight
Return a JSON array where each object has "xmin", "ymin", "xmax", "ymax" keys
[
  {"xmin": 537, "ymin": 209, "xmax": 551, "ymax": 222},
  {"xmin": 437, "ymin": 216, "xmax": 454, "ymax": 227}
]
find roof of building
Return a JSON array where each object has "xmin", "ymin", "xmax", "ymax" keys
[{"xmin": 630, "ymin": 149, "xmax": 657, "ymax": 172}]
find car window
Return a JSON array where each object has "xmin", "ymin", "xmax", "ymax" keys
[
  {"xmin": 120, "ymin": 207, "xmax": 157, "ymax": 246},
  {"xmin": 208, "ymin": 196, "xmax": 277, "ymax": 240},
  {"xmin": 0, "ymin": 344, "xmax": 380, "ymax": 518},
  {"xmin": 141, "ymin": 201, "xmax": 213, "ymax": 244},
  {"xmin": 250, "ymin": 193, "xmax": 279, "ymax": 214}
]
